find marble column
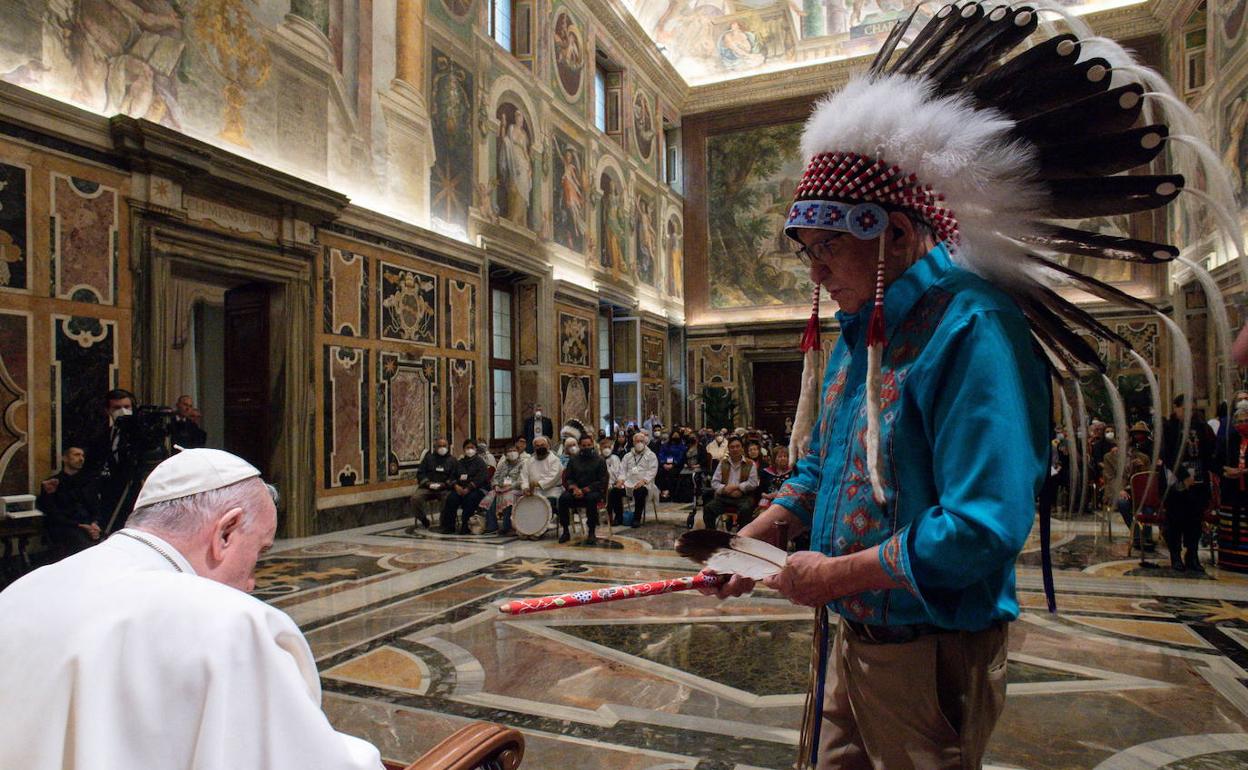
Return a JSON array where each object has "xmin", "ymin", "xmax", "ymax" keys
[{"xmin": 380, "ymin": 0, "xmax": 434, "ymax": 225}]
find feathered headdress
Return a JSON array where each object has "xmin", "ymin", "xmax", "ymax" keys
[{"xmin": 785, "ymin": 1, "xmax": 1245, "ymax": 508}]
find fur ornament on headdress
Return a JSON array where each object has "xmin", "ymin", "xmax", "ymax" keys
[{"xmin": 560, "ymin": 419, "xmax": 586, "ymax": 441}]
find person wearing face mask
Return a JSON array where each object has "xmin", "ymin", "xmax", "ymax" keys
[
  {"xmin": 560, "ymin": 437, "xmax": 579, "ymax": 467},
  {"xmin": 612, "ymin": 432, "xmax": 629, "ymax": 459},
  {"xmin": 523, "ymin": 406, "xmax": 554, "ymax": 449},
  {"xmin": 556, "ymin": 435, "xmax": 609, "ymax": 544},
  {"xmin": 616, "ymin": 432, "xmax": 659, "ymax": 527},
  {"xmin": 86, "ymin": 388, "xmax": 140, "ymax": 533},
  {"xmin": 706, "ymin": 430, "xmax": 729, "ymax": 463},
  {"xmin": 656, "ymin": 431, "xmax": 686, "ymax": 501},
  {"xmin": 1217, "ymin": 406, "xmax": 1248, "ymax": 573},
  {"xmin": 601, "ymin": 437, "xmax": 625, "ymax": 525},
  {"xmin": 520, "ymin": 437, "xmax": 564, "ymax": 520},
  {"xmin": 412, "ymin": 438, "xmax": 457, "ymax": 530},
  {"xmin": 482, "ymin": 442, "xmax": 525, "ymax": 535},
  {"xmin": 514, "ymin": 436, "xmax": 532, "ymax": 462},
  {"xmin": 441, "ymin": 440, "xmax": 490, "ymax": 535}
]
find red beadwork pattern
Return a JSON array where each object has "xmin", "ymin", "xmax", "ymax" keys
[
  {"xmin": 794, "ymin": 151, "xmax": 960, "ymax": 245},
  {"xmin": 497, "ymin": 573, "xmax": 724, "ymax": 615}
]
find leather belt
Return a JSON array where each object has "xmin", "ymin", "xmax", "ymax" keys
[{"xmin": 844, "ymin": 619, "xmax": 948, "ymax": 645}]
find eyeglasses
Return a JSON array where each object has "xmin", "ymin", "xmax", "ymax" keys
[{"xmin": 794, "ymin": 234, "xmax": 846, "ymax": 266}]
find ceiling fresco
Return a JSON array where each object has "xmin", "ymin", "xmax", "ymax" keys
[{"xmin": 621, "ymin": 0, "xmax": 1149, "ymax": 85}]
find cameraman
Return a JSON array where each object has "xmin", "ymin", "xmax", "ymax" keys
[{"xmin": 84, "ymin": 389, "xmax": 142, "ymax": 533}]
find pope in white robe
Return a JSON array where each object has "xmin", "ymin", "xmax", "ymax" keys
[{"xmin": 0, "ymin": 448, "xmax": 383, "ymax": 770}]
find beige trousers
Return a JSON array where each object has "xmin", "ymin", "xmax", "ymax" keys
[{"xmin": 816, "ymin": 620, "xmax": 1008, "ymax": 770}]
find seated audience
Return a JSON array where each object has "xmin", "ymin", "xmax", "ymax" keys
[
  {"xmin": 706, "ymin": 430, "xmax": 729, "ymax": 463},
  {"xmin": 702, "ymin": 436, "xmax": 759, "ymax": 531},
  {"xmin": 602, "ymin": 437, "xmax": 624, "ymax": 525},
  {"xmin": 412, "ymin": 438, "xmax": 456, "ymax": 529},
  {"xmin": 560, "ymin": 436, "xmax": 578, "ymax": 466},
  {"xmin": 618, "ymin": 432, "xmax": 658, "ymax": 527},
  {"xmin": 611, "ymin": 432, "xmax": 629, "ymax": 459},
  {"xmin": 758, "ymin": 445, "xmax": 792, "ymax": 509},
  {"xmin": 656, "ymin": 432, "xmax": 686, "ymax": 500},
  {"xmin": 36, "ymin": 445, "xmax": 102, "ymax": 556},
  {"xmin": 557, "ymin": 435, "xmax": 608, "ymax": 544},
  {"xmin": 482, "ymin": 442, "xmax": 525, "ymax": 534},
  {"xmin": 476, "ymin": 440, "xmax": 497, "ymax": 469},
  {"xmin": 0, "ymin": 448, "xmax": 383, "ymax": 770},
  {"xmin": 441, "ymin": 439, "xmax": 489, "ymax": 534},
  {"xmin": 514, "ymin": 436, "xmax": 531, "ymax": 462},
  {"xmin": 520, "ymin": 436, "xmax": 563, "ymax": 512}
]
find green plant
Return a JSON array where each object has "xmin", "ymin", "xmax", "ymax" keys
[{"xmin": 696, "ymin": 385, "xmax": 739, "ymax": 430}]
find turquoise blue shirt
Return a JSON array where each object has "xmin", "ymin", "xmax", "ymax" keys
[{"xmin": 773, "ymin": 243, "xmax": 1049, "ymax": 631}]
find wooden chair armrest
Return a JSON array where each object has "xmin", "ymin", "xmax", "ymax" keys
[{"xmin": 384, "ymin": 722, "xmax": 524, "ymax": 770}]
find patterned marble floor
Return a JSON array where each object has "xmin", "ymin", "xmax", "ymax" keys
[{"xmin": 259, "ymin": 507, "xmax": 1248, "ymax": 770}]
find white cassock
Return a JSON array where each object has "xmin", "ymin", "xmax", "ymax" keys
[{"xmin": 0, "ymin": 529, "xmax": 383, "ymax": 770}]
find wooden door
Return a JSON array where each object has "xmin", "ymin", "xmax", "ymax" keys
[
  {"xmin": 223, "ymin": 283, "xmax": 270, "ymax": 475},
  {"xmin": 752, "ymin": 360, "xmax": 803, "ymax": 438}
]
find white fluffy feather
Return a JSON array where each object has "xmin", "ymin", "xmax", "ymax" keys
[
  {"xmin": 705, "ymin": 536, "xmax": 789, "ymax": 580},
  {"xmin": 789, "ymin": 346, "xmax": 821, "ymax": 463}
]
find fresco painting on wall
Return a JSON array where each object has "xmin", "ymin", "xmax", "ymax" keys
[
  {"xmin": 0, "ymin": 161, "xmax": 29, "ymax": 292},
  {"xmin": 494, "ymin": 101, "xmax": 535, "ymax": 229},
  {"xmin": 560, "ymin": 373, "xmax": 592, "ymax": 428},
  {"xmin": 380, "ymin": 352, "xmax": 438, "ymax": 479},
  {"xmin": 380, "ymin": 262, "xmax": 437, "ymax": 345},
  {"xmin": 622, "ymin": 0, "xmax": 1124, "ymax": 85},
  {"xmin": 0, "ymin": 311, "xmax": 29, "ymax": 495},
  {"xmin": 666, "ymin": 214, "xmax": 683, "ymax": 298},
  {"xmin": 706, "ymin": 121, "xmax": 810, "ymax": 309},
  {"xmin": 52, "ymin": 174, "xmax": 117, "ymax": 305},
  {"xmin": 1219, "ymin": 0, "xmax": 1247, "ymax": 65},
  {"xmin": 559, "ymin": 311, "xmax": 591, "ymax": 367},
  {"xmin": 1061, "ymin": 214, "xmax": 1134, "ymax": 285},
  {"xmin": 633, "ymin": 89, "xmax": 655, "ymax": 162},
  {"xmin": 553, "ymin": 9, "xmax": 585, "ymax": 100},
  {"xmin": 552, "ymin": 131, "xmax": 587, "ymax": 252},
  {"xmin": 598, "ymin": 171, "xmax": 627, "ymax": 272},
  {"xmin": 431, "ymin": 49, "xmax": 475, "ymax": 234},
  {"xmin": 636, "ymin": 194, "xmax": 659, "ymax": 287},
  {"xmin": 1224, "ymin": 79, "xmax": 1248, "ymax": 209},
  {"xmin": 323, "ymin": 346, "xmax": 369, "ymax": 487},
  {"xmin": 441, "ymin": 0, "xmax": 475, "ymax": 21}
]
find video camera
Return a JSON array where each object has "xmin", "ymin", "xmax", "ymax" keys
[{"xmin": 113, "ymin": 405, "xmax": 178, "ymax": 466}]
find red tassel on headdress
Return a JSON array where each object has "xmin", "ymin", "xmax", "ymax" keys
[{"xmin": 801, "ymin": 287, "xmax": 821, "ymax": 353}]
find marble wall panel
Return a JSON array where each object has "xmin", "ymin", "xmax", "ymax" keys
[
  {"xmin": 380, "ymin": 261, "xmax": 438, "ymax": 345},
  {"xmin": 643, "ymin": 382, "xmax": 662, "ymax": 427},
  {"xmin": 445, "ymin": 277, "xmax": 476, "ymax": 351},
  {"xmin": 558, "ymin": 310, "xmax": 591, "ymax": 368},
  {"xmin": 51, "ymin": 173, "xmax": 117, "ymax": 305},
  {"xmin": 559, "ymin": 372, "xmax": 592, "ymax": 429},
  {"xmin": 448, "ymin": 357, "xmax": 476, "ymax": 448},
  {"xmin": 379, "ymin": 352, "xmax": 438, "ymax": 479},
  {"xmin": 51, "ymin": 314, "xmax": 117, "ymax": 463},
  {"xmin": 0, "ymin": 160, "xmax": 30, "ymax": 292},
  {"xmin": 516, "ymin": 369, "xmax": 538, "ymax": 422},
  {"xmin": 0, "ymin": 311, "xmax": 30, "ymax": 495},
  {"xmin": 323, "ymin": 346, "xmax": 369, "ymax": 488},
  {"xmin": 701, "ymin": 343, "xmax": 733, "ymax": 385},
  {"xmin": 516, "ymin": 282, "xmax": 538, "ymax": 365},
  {"xmin": 324, "ymin": 248, "xmax": 368, "ymax": 337},
  {"xmin": 1115, "ymin": 319, "xmax": 1161, "ymax": 369}
]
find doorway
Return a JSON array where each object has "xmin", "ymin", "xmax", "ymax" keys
[
  {"xmin": 222, "ymin": 283, "xmax": 271, "ymax": 475},
  {"xmin": 752, "ymin": 359, "xmax": 803, "ymax": 437}
]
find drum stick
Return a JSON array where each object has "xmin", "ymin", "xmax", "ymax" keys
[{"xmin": 498, "ymin": 572, "xmax": 724, "ymax": 615}]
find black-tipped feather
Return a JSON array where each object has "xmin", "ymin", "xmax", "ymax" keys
[
  {"xmin": 1035, "ymin": 285, "xmax": 1133, "ymax": 350},
  {"xmin": 969, "ymin": 33, "xmax": 1080, "ymax": 103},
  {"xmin": 1034, "ymin": 125, "xmax": 1168, "ymax": 179},
  {"xmin": 675, "ymin": 528, "xmax": 734, "ymax": 564},
  {"xmin": 1013, "ymin": 84, "xmax": 1144, "ymax": 147},
  {"xmin": 1018, "ymin": 296, "xmax": 1107, "ymax": 372},
  {"xmin": 1025, "ymin": 253, "xmax": 1163, "ymax": 313},
  {"xmin": 898, "ymin": 3, "xmax": 983, "ymax": 75},
  {"xmin": 890, "ymin": 3, "xmax": 960, "ymax": 73},
  {"xmin": 869, "ymin": 5, "xmax": 923, "ymax": 78},
  {"xmin": 929, "ymin": 6, "xmax": 1039, "ymax": 93},
  {"xmin": 986, "ymin": 57, "xmax": 1113, "ymax": 119},
  {"xmin": 1042, "ymin": 174, "xmax": 1183, "ymax": 218},
  {"xmin": 1022, "ymin": 225, "xmax": 1178, "ymax": 263}
]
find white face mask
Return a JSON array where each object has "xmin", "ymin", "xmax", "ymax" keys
[
  {"xmin": 464, "ymin": 448, "xmax": 477, "ymax": 457},
  {"xmin": 111, "ymin": 407, "xmax": 132, "ymax": 420},
  {"xmin": 436, "ymin": 446, "xmax": 449, "ymax": 456},
  {"xmin": 634, "ymin": 444, "xmax": 646, "ymax": 453},
  {"xmin": 601, "ymin": 448, "xmax": 613, "ymax": 457},
  {"xmin": 506, "ymin": 451, "xmax": 518, "ymax": 461},
  {"xmin": 1237, "ymin": 400, "xmax": 1248, "ymax": 411},
  {"xmin": 534, "ymin": 411, "xmax": 542, "ymax": 418},
  {"xmin": 565, "ymin": 443, "xmax": 577, "ymax": 453},
  {"xmin": 1105, "ymin": 431, "xmax": 1115, "ymax": 440}
]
